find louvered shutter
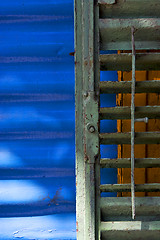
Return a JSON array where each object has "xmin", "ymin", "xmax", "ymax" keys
[{"xmin": 75, "ymin": 0, "xmax": 160, "ymax": 239}]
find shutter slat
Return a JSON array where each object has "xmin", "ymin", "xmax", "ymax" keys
[
  {"xmin": 100, "ymin": 158, "xmax": 160, "ymax": 168},
  {"xmin": 100, "ymin": 132, "xmax": 160, "ymax": 145},
  {"xmin": 100, "ymin": 184, "xmax": 160, "ymax": 192},
  {"xmin": 100, "ymin": 106, "xmax": 160, "ymax": 120},
  {"xmin": 101, "ymin": 197, "xmax": 160, "ymax": 217},
  {"xmin": 101, "ymin": 221, "xmax": 160, "ymax": 240},
  {"xmin": 101, "ymin": 221, "xmax": 160, "ymax": 231},
  {"xmin": 99, "ymin": 0, "xmax": 160, "ymax": 19},
  {"xmin": 100, "ymin": 18, "xmax": 160, "ymax": 50},
  {"xmin": 100, "ymin": 53, "xmax": 160, "ymax": 71},
  {"xmin": 100, "ymin": 80, "xmax": 160, "ymax": 94}
]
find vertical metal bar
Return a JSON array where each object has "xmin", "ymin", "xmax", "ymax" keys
[{"xmin": 131, "ymin": 27, "xmax": 136, "ymax": 220}]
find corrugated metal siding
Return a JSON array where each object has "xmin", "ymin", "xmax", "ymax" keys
[
  {"xmin": 0, "ymin": 1, "xmax": 117, "ymax": 239},
  {"xmin": 0, "ymin": 1, "xmax": 75, "ymax": 239}
]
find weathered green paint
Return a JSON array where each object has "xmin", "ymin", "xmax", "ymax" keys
[
  {"xmin": 74, "ymin": 0, "xmax": 85, "ymax": 238},
  {"xmin": 100, "ymin": 53, "xmax": 160, "ymax": 71},
  {"xmin": 100, "ymin": 158, "xmax": 160, "ymax": 168},
  {"xmin": 100, "ymin": 18, "xmax": 160, "ymax": 50},
  {"xmin": 101, "ymin": 198, "xmax": 160, "ymax": 221},
  {"xmin": 100, "ymin": 80, "xmax": 160, "ymax": 94},
  {"xmin": 101, "ymin": 221, "xmax": 160, "ymax": 240},
  {"xmin": 101, "ymin": 197, "xmax": 160, "ymax": 219},
  {"xmin": 84, "ymin": 92, "xmax": 99, "ymax": 163},
  {"xmin": 99, "ymin": 0, "xmax": 116, "ymax": 4},
  {"xmin": 100, "ymin": 132, "xmax": 160, "ymax": 145},
  {"xmin": 101, "ymin": 230, "xmax": 160, "ymax": 240},
  {"xmin": 101, "ymin": 221, "xmax": 160, "ymax": 231},
  {"xmin": 100, "ymin": 106, "xmax": 160, "ymax": 120},
  {"xmin": 99, "ymin": 0, "xmax": 160, "ymax": 18},
  {"xmin": 100, "ymin": 184, "xmax": 160, "ymax": 193},
  {"xmin": 75, "ymin": 0, "xmax": 100, "ymax": 239},
  {"xmin": 101, "ymin": 220, "xmax": 160, "ymax": 240},
  {"xmin": 75, "ymin": 0, "xmax": 160, "ymax": 238},
  {"xmin": 94, "ymin": 2, "xmax": 101, "ymax": 240}
]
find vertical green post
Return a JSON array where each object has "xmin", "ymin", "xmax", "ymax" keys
[{"xmin": 74, "ymin": 0, "xmax": 100, "ymax": 239}]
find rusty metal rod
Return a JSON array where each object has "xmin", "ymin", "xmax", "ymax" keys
[{"xmin": 131, "ymin": 26, "xmax": 135, "ymax": 219}]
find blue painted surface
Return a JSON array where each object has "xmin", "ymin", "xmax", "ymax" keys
[
  {"xmin": 100, "ymin": 70, "xmax": 118, "ymax": 197},
  {"xmin": 0, "ymin": 0, "xmax": 117, "ymax": 239}
]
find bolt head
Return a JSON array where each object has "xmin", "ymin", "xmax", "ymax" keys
[
  {"xmin": 89, "ymin": 126, "xmax": 95, "ymax": 133},
  {"xmin": 83, "ymin": 92, "xmax": 88, "ymax": 98}
]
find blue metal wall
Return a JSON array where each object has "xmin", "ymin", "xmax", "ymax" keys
[
  {"xmin": 0, "ymin": 1, "xmax": 117, "ymax": 239},
  {"xmin": 100, "ymin": 70, "xmax": 118, "ymax": 197}
]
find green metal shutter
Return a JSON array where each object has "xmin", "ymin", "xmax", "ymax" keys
[{"xmin": 75, "ymin": 0, "xmax": 160, "ymax": 239}]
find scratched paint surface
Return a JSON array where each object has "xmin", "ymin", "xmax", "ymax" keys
[{"xmin": 0, "ymin": 1, "xmax": 117, "ymax": 239}]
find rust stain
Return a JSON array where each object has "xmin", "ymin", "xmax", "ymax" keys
[
  {"xmin": 42, "ymin": 187, "xmax": 63, "ymax": 206},
  {"xmin": 76, "ymin": 221, "xmax": 78, "ymax": 232},
  {"xmin": 69, "ymin": 51, "xmax": 75, "ymax": 56},
  {"xmin": 84, "ymin": 60, "xmax": 93, "ymax": 67}
]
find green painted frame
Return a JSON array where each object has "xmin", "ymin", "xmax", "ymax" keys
[{"xmin": 74, "ymin": 1, "xmax": 100, "ymax": 239}]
